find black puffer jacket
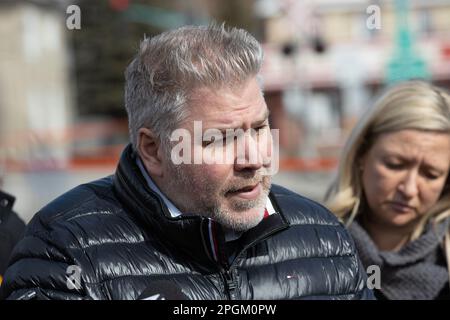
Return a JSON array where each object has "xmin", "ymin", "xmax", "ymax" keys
[{"xmin": 0, "ymin": 145, "xmax": 373, "ymax": 300}]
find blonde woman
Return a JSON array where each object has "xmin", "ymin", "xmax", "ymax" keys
[{"xmin": 326, "ymin": 81, "xmax": 450, "ymax": 300}]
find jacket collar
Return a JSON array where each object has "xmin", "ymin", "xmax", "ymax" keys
[
  {"xmin": 113, "ymin": 144, "xmax": 290, "ymax": 270},
  {"xmin": 136, "ymin": 156, "xmax": 184, "ymax": 218}
]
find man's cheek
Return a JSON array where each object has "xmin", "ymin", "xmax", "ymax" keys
[
  {"xmin": 197, "ymin": 165, "xmax": 227, "ymax": 183},
  {"xmin": 263, "ymin": 130, "xmax": 279, "ymax": 175}
]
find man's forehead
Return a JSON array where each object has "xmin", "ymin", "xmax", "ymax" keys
[
  {"xmin": 186, "ymin": 79, "xmax": 267, "ymax": 125},
  {"xmin": 190, "ymin": 82, "xmax": 263, "ymax": 107},
  {"xmin": 188, "ymin": 98, "xmax": 268, "ymax": 128},
  {"xmin": 207, "ymin": 106, "xmax": 269, "ymax": 129}
]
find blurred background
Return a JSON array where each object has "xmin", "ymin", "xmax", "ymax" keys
[{"xmin": 1, "ymin": 0, "xmax": 450, "ymax": 223}]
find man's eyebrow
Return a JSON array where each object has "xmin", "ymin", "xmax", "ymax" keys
[
  {"xmin": 214, "ymin": 108, "xmax": 270, "ymax": 134},
  {"xmin": 248, "ymin": 108, "xmax": 270, "ymax": 128},
  {"xmin": 254, "ymin": 108, "xmax": 270, "ymax": 125}
]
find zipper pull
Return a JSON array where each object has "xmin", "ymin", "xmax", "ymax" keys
[
  {"xmin": 225, "ymin": 272, "xmax": 236, "ymax": 290},
  {"xmin": 222, "ymin": 269, "xmax": 238, "ymax": 299}
]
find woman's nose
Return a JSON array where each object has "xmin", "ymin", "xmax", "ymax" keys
[{"xmin": 397, "ymin": 170, "xmax": 419, "ymax": 199}]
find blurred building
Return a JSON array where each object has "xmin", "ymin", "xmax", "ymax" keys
[
  {"xmin": 256, "ymin": 0, "xmax": 450, "ymax": 161},
  {"xmin": 0, "ymin": 0, "xmax": 74, "ymax": 170}
]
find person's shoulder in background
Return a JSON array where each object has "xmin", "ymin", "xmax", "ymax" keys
[{"xmin": 0, "ymin": 189, "xmax": 26, "ymax": 284}]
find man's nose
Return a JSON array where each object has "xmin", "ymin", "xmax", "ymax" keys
[
  {"xmin": 398, "ymin": 170, "xmax": 419, "ymax": 199},
  {"xmin": 234, "ymin": 131, "xmax": 263, "ymax": 172}
]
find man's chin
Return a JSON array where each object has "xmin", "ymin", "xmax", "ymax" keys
[{"xmin": 213, "ymin": 205, "xmax": 266, "ymax": 232}]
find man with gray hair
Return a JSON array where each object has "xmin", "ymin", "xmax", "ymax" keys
[{"xmin": 1, "ymin": 25, "xmax": 373, "ymax": 300}]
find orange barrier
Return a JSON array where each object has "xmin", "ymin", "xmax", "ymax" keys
[
  {"xmin": 0, "ymin": 120, "xmax": 128, "ymax": 150},
  {"xmin": 1, "ymin": 120, "xmax": 339, "ymax": 172},
  {"xmin": 280, "ymin": 157, "xmax": 338, "ymax": 171},
  {"xmin": 4, "ymin": 146, "xmax": 338, "ymax": 172},
  {"xmin": 68, "ymin": 155, "xmax": 338, "ymax": 171}
]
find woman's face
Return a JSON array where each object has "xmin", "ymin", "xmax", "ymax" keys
[{"xmin": 361, "ymin": 129, "xmax": 450, "ymax": 230}]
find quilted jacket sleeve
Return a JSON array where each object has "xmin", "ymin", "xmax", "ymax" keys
[{"xmin": 0, "ymin": 213, "xmax": 89, "ymax": 300}]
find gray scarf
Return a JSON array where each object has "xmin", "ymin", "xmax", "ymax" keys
[{"xmin": 349, "ymin": 218, "xmax": 450, "ymax": 300}]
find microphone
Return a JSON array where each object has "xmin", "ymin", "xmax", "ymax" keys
[{"xmin": 137, "ymin": 280, "xmax": 188, "ymax": 300}]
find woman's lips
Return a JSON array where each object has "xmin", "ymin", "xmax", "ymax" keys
[
  {"xmin": 228, "ymin": 183, "xmax": 261, "ymax": 200},
  {"xmin": 389, "ymin": 202, "xmax": 416, "ymax": 213}
]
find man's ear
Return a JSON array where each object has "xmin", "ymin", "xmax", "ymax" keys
[{"xmin": 137, "ymin": 128, "xmax": 163, "ymax": 177}]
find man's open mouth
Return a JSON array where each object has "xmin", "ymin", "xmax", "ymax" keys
[{"xmin": 226, "ymin": 183, "xmax": 261, "ymax": 200}]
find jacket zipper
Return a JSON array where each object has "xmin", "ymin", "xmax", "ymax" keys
[
  {"xmin": 221, "ymin": 267, "xmax": 238, "ymax": 300},
  {"xmin": 219, "ymin": 223, "xmax": 289, "ymax": 300}
]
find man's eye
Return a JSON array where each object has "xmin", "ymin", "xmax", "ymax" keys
[
  {"xmin": 203, "ymin": 137, "xmax": 229, "ymax": 148},
  {"xmin": 203, "ymin": 138, "xmax": 219, "ymax": 147},
  {"xmin": 202, "ymin": 141, "xmax": 213, "ymax": 147},
  {"xmin": 256, "ymin": 124, "xmax": 268, "ymax": 133}
]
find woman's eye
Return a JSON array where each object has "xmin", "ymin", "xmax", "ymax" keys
[
  {"xmin": 423, "ymin": 171, "xmax": 440, "ymax": 180},
  {"xmin": 385, "ymin": 162, "xmax": 403, "ymax": 170}
]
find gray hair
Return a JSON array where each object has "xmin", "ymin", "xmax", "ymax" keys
[{"xmin": 124, "ymin": 24, "xmax": 263, "ymax": 150}]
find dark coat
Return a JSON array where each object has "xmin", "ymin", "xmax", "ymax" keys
[
  {"xmin": 0, "ymin": 190, "xmax": 26, "ymax": 282},
  {"xmin": 0, "ymin": 145, "xmax": 373, "ymax": 300}
]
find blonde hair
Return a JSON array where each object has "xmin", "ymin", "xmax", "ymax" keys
[{"xmin": 326, "ymin": 81, "xmax": 450, "ymax": 265}]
